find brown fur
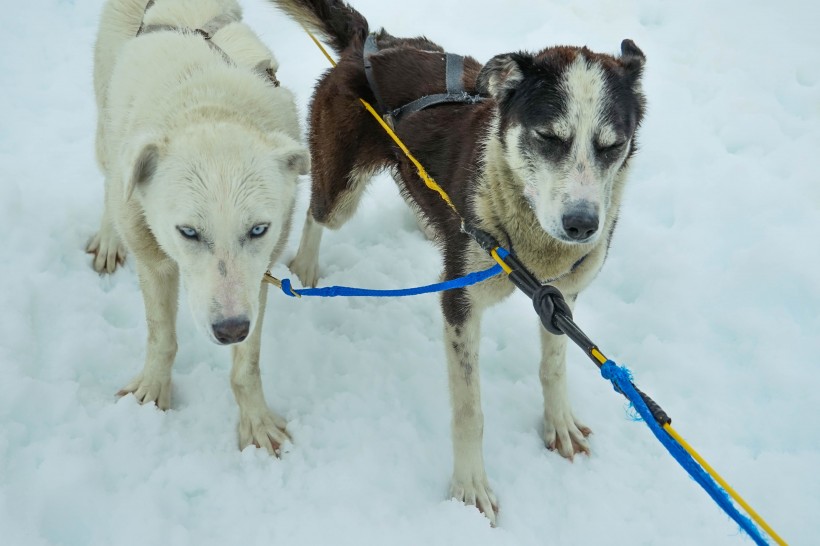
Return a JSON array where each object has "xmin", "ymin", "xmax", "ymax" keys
[{"xmin": 271, "ymin": 0, "xmax": 645, "ymax": 525}]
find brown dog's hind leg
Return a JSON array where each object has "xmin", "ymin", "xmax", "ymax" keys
[{"xmin": 289, "ymin": 87, "xmax": 389, "ymax": 286}]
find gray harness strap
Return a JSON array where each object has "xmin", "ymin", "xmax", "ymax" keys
[
  {"xmin": 136, "ymin": 1, "xmax": 279, "ymax": 87},
  {"xmin": 363, "ymin": 34, "xmax": 386, "ymax": 112},
  {"xmin": 362, "ymin": 34, "xmax": 485, "ymax": 124},
  {"xmin": 445, "ymin": 53, "xmax": 463, "ymax": 94}
]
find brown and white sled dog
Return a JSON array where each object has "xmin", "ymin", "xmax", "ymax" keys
[
  {"xmin": 87, "ymin": 0, "xmax": 309, "ymax": 454},
  {"xmin": 270, "ymin": 0, "xmax": 647, "ymax": 524}
]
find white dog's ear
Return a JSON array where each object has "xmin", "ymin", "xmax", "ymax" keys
[
  {"xmin": 476, "ymin": 52, "xmax": 531, "ymax": 101},
  {"xmin": 122, "ymin": 135, "xmax": 161, "ymax": 199},
  {"xmin": 278, "ymin": 145, "xmax": 310, "ymax": 176}
]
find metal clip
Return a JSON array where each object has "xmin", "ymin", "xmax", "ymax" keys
[{"xmin": 263, "ymin": 271, "xmax": 301, "ymax": 297}]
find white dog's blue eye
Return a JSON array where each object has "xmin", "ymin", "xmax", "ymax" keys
[
  {"xmin": 177, "ymin": 226, "xmax": 199, "ymax": 240},
  {"xmin": 249, "ymin": 224, "xmax": 269, "ymax": 238}
]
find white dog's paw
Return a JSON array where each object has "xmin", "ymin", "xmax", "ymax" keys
[
  {"xmin": 287, "ymin": 253, "xmax": 319, "ymax": 288},
  {"xmin": 86, "ymin": 227, "xmax": 126, "ymax": 274},
  {"xmin": 543, "ymin": 405, "xmax": 591, "ymax": 460},
  {"xmin": 450, "ymin": 470, "xmax": 499, "ymax": 526},
  {"xmin": 238, "ymin": 409, "xmax": 291, "ymax": 457},
  {"xmin": 117, "ymin": 372, "xmax": 172, "ymax": 410}
]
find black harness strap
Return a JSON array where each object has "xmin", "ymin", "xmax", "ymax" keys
[
  {"xmin": 363, "ymin": 34, "xmax": 387, "ymax": 113},
  {"xmin": 362, "ymin": 34, "xmax": 485, "ymax": 124}
]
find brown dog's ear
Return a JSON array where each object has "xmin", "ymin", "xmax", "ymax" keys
[
  {"xmin": 476, "ymin": 52, "xmax": 531, "ymax": 100},
  {"xmin": 620, "ymin": 39, "xmax": 646, "ymax": 76}
]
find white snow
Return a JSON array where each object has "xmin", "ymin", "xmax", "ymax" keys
[{"xmin": 1, "ymin": 0, "xmax": 818, "ymax": 544}]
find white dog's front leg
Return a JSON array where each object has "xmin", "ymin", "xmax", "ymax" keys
[
  {"xmin": 87, "ymin": 205, "xmax": 127, "ymax": 274},
  {"xmin": 231, "ymin": 282, "xmax": 290, "ymax": 456},
  {"xmin": 118, "ymin": 260, "xmax": 178, "ymax": 410},
  {"xmin": 540, "ymin": 296, "xmax": 591, "ymax": 459},
  {"xmin": 444, "ymin": 305, "xmax": 499, "ymax": 526}
]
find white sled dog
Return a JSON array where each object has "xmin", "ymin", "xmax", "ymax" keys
[{"xmin": 88, "ymin": 0, "xmax": 309, "ymax": 455}]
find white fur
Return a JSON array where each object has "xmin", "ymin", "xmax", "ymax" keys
[{"xmin": 88, "ymin": 0, "xmax": 308, "ymax": 454}]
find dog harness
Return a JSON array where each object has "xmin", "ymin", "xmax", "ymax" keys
[
  {"xmin": 136, "ymin": 0, "xmax": 280, "ymax": 87},
  {"xmin": 363, "ymin": 34, "xmax": 485, "ymax": 125}
]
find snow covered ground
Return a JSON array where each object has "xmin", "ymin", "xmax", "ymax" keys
[{"xmin": 1, "ymin": 0, "xmax": 818, "ymax": 544}]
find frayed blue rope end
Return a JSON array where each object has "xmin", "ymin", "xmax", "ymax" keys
[
  {"xmin": 600, "ymin": 359, "xmax": 769, "ymax": 545},
  {"xmin": 600, "ymin": 361, "xmax": 642, "ymax": 421}
]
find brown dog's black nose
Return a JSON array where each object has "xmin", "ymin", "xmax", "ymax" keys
[
  {"xmin": 562, "ymin": 207, "xmax": 599, "ymax": 241},
  {"xmin": 212, "ymin": 318, "xmax": 250, "ymax": 344}
]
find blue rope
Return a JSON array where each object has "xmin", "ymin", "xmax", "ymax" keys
[
  {"xmin": 600, "ymin": 360, "xmax": 768, "ymax": 545},
  {"xmin": 278, "ymin": 262, "xmax": 503, "ymax": 298}
]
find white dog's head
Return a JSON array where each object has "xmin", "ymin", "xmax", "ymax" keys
[
  {"xmin": 124, "ymin": 122, "xmax": 308, "ymax": 345},
  {"xmin": 478, "ymin": 40, "xmax": 646, "ymax": 245}
]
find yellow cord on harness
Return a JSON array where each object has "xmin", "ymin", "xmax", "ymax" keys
[
  {"xmin": 358, "ymin": 100, "xmax": 459, "ymax": 214},
  {"xmin": 306, "ymin": 29, "xmax": 338, "ymax": 67},
  {"xmin": 305, "ymin": 29, "xmax": 459, "ymax": 216},
  {"xmin": 301, "ymin": 28, "xmax": 786, "ymax": 546},
  {"xmin": 490, "ymin": 247, "xmax": 513, "ymax": 274}
]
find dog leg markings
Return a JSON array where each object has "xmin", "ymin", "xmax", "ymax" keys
[
  {"xmin": 117, "ymin": 261, "xmax": 179, "ymax": 410},
  {"xmin": 539, "ymin": 296, "xmax": 591, "ymax": 459},
  {"xmin": 231, "ymin": 282, "xmax": 290, "ymax": 456},
  {"xmin": 288, "ymin": 210, "xmax": 323, "ymax": 287},
  {"xmin": 443, "ymin": 301, "xmax": 499, "ymax": 526}
]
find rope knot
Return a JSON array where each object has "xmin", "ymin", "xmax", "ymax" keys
[{"xmin": 532, "ymin": 285, "xmax": 572, "ymax": 335}]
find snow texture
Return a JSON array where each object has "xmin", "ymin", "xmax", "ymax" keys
[{"xmin": 1, "ymin": 0, "xmax": 818, "ymax": 544}]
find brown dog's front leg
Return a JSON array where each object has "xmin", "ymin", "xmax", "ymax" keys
[{"xmin": 442, "ymin": 289, "xmax": 499, "ymax": 526}]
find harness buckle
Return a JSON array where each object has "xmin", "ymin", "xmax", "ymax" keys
[{"xmin": 382, "ymin": 113, "xmax": 395, "ymax": 131}]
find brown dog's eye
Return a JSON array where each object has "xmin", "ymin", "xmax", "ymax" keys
[
  {"xmin": 596, "ymin": 141, "xmax": 625, "ymax": 154},
  {"xmin": 535, "ymin": 130, "xmax": 566, "ymax": 146}
]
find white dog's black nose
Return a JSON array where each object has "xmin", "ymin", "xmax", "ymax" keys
[
  {"xmin": 562, "ymin": 207, "xmax": 599, "ymax": 242},
  {"xmin": 212, "ymin": 318, "xmax": 250, "ymax": 344}
]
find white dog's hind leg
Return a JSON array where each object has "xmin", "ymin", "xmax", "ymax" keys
[
  {"xmin": 231, "ymin": 282, "xmax": 290, "ymax": 456},
  {"xmin": 444, "ymin": 310, "xmax": 499, "ymax": 526},
  {"xmin": 117, "ymin": 260, "xmax": 178, "ymax": 410},
  {"xmin": 288, "ymin": 210, "xmax": 323, "ymax": 288},
  {"xmin": 87, "ymin": 207, "xmax": 127, "ymax": 273},
  {"xmin": 540, "ymin": 298, "xmax": 591, "ymax": 459}
]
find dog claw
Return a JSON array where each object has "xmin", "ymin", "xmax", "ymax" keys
[{"xmin": 238, "ymin": 410, "xmax": 290, "ymax": 457}]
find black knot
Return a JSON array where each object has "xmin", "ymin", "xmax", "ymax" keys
[{"xmin": 532, "ymin": 285, "xmax": 572, "ymax": 335}]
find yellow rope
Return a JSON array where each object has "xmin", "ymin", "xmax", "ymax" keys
[
  {"xmin": 303, "ymin": 28, "xmax": 459, "ymax": 216},
  {"xmin": 591, "ymin": 347, "xmax": 607, "ymax": 364},
  {"xmin": 301, "ymin": 29, "xmax": 785, "ymax": 545},
  {"xmin": 306, "ymin": 29, "xmax": 337, "ymax": 67},
  {"xmin": 357, "ymin": 99, "xmax": 459, "ymax": 214},
  {"xmin": 663, "ymin": 423, "xmax": 787, "ymax": 546}
]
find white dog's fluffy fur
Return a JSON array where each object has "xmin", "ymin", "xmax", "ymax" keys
[{"xmin": 88, "ymin": 0, "xmax": 308, "ymax": 454}]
